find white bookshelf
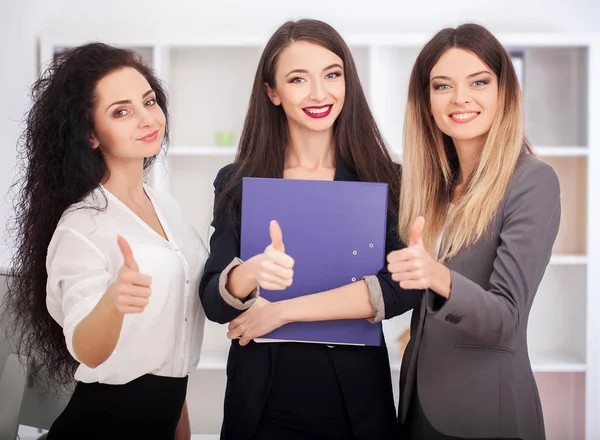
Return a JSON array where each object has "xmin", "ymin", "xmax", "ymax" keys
[{"xmin": 38, "ymin": 32, "xmax": 599, "ymax": 439}]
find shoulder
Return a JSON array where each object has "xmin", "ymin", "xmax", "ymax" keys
[
  {"xmin": 56, "ymin": 188, "xmax": 107, "ymax": 236},
  {"xmin": 49, "ymin": 193, "xmax": 108, "ymax": 262},
  {"xmin": 509, "ymin": 154, "xmax": 560, "ymax": 196},
  {"xmin": 503, "ymin": 153, "xmax": 560, "ymax": 216},
  {"xmin": 215, "ymin": 163, "xmax": 243, "ymax": 188}
]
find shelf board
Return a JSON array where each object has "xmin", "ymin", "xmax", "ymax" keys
[
  {"xmin": 535, "ymin": 146, "xmax": 588, "ymax": 157},
  {"xmin": 196, "ymin": 352, "xmax": 228, "ymax": 370},
  {"xmin": 549, "ymin": 254, "xmax": 588, "ymax": 265},
  {"xmin": 168, "ymin": 146, "xmax": 237, "ymax": 157},
  {"xmin": 40, "ymin": 31, "xmax": 595, "ymax": 50},
  {"xmin": 530, "ymin": 352, "xmax": 587, "ymax": 373}
]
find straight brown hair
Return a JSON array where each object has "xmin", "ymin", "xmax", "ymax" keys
[{"xmin": 218, "ymin": 19, "xmax": 400, "ymax": 232}]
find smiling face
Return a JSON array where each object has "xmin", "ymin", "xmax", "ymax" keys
[
  {"xmin": 429, "ymin": 48, "xmax": 499, "ymax": 148},
  {"xmin": 90, "ymin": 67, "xmax": 166, "ymax": 162},
  {"xmin": 265, "ymin": 40, "xmax": 346, "ymax": 135}
]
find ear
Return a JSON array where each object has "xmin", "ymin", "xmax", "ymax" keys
[
  {"xmin": 90, "ymin": 132, "xmax": 100, "ymax": 149},
  {"xmin": 264, "ymin": 82, "xmax": 281, "ymax": 106}
]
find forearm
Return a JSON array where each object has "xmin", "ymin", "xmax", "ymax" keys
[
  {"xmin": 429, "ymin": 270, "xmax": 519, "ymax": 345},
  {"xmin": 225, "ymin": 256, "xmax": 260, "ymax": 300},
  {"xmin": 72, "ymin": 291, "xmax": 124, "ymax": 368},
  {"xmin": 279, "ymin": 280, "xmax": 374, "ymax": 323}
]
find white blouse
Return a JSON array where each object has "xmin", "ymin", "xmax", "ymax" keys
[{"xmin": 46, "ymin": 185, "xmax": 207, "ymax": 384}]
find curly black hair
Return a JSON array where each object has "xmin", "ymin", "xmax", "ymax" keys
[{"xmin": 2, "ymin": 42, "xmax": 169, "ymax": 388}]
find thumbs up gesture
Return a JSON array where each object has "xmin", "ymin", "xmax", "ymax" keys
[
  {"xmin": 109, "ymin": 235, "xmax": 153, "ymax": 314},
  {"xmin": 255, "ymin": 220, "xmax": 294, "ymax": 290},
  {"xmin": 408, "ymin": 215, "xmax": 425, "ymax": 247},
  {"xmin": 387, "ymin": 216, "xmax": 438, "ymax": 291}
]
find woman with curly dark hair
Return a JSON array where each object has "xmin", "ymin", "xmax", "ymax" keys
[{"xmin": 2, "ymin": 43, "xmax": 207, "ymax": 439}]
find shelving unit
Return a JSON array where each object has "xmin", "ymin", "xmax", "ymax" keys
[{"xmin": 38, "ymin": 31, "xmax": 599, "ymax": 439}]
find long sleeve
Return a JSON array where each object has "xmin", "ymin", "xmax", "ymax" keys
[
  {"xmin": 199, "ymin": 164, "xmax": 258, "ymax": 324},
  {"xmin": 46, "ymin": 227, "xmax": 112, "ymax": 362},
  {"xmin": 428, "ymin": 158, "xmax": 561, "ymax": 345},
  {"xmin": 365, "ymin": 213, "xmax": 423, "ymax": 322}
]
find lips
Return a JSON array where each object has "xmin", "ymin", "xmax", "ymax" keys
[
  {"xmin": 303, "ymin": 105, "xmax": 333, "ymax": 119},
  {"xmin": 449, "ymin": 111, "xmax": 480, "ymax": 124},
  {"xmin": 139, "ymin": 130, "xmax": 159, "ymax": 142}
]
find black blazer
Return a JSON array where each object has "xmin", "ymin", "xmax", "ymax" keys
[{"xmin": 199, "ymin": 158, "xmax": 422, "ymax": 440}]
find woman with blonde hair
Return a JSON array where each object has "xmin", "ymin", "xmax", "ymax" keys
[{"xmin": 387, "ymin": 23, "xmax": 560, "ymax": 439}]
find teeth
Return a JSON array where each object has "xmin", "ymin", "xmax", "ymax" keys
[
  {"xmin": 451, "ymin": 112, "xmax": 478, "ymax": 120},
  {"xmin": 305, "ymin": 106, "xmax": 330, "ymax": 114}
]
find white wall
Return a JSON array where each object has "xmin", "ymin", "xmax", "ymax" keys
[{"xmin": 1, "ymin": 0, "xmax": 599, "ymax": 261}]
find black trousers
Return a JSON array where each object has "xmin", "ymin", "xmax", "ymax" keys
[
  {"xmin": 46, "ymin": 374, "xmax": 188, "ymax": 440},
  {"xmin": 251, "ymin": 344, "xmax": 355, "ymax": 440},
  {"xmin": 403, "ymin": 388, "xmax": 520, "ymax": 440}
]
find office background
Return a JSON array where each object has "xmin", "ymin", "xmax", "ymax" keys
[{"xmin": 1, "ymin": 1, "xmax": 600, "ymax": 439}]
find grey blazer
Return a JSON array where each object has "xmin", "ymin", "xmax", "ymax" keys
[{"xmin": 399, "ymin": 154, "xmax": 561, "ymax": 440}]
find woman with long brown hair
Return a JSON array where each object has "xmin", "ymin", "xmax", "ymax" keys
[
  {"xmin": 388, "ymin": 24, "xmax": 560, "ymax": 439},
  {"xmin": 199, "ymin": 19, "xmax": 420, "ymax": 440}
]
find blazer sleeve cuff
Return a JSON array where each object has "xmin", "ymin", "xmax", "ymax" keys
[
  {"xmin": 218, "ymin": 257, "xmax": 259, "ymax": 310},
  {"xmin": 428, "ymin": 270, "xmax": 470, "ymax": 324},
  {"xmin": 363, "ymin": 275, "xmax": 385, "ymax": 323}
]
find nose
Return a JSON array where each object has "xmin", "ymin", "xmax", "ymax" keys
[
  {"xmin": 451, "ymin": 84, "xmax": 470, "ymax": 105},
  {"xmin": 309, "ymin": 78, "xmax": 327, "ymax": 102},
  {"xmin": 137, "ymin": 106, "xmax": 154, "ymax": 128}
]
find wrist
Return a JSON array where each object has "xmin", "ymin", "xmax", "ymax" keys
[
  {"xmin": 244, "ymin": 255, "xmax": 262, "ymax": 283},
  {"xmin": 432, "ymin": 263, "xmax": 452, "ymax": 299},
  {"xmin": 101, "ymin": 287, "xmax": 124, "ymax": 316},
  {"xmin": 274, "ymin": 300, "xmax": 293, "ymax": 325}
]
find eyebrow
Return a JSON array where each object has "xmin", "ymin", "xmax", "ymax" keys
[
  {"xmin": 285, "ymin": 63, "xmax": 343, "ymax": 77},
  {"xmin": 430, "ymin": 70, "xmax": 492, "ymax": 81},
  {"xmin": 105, "ymin": 89, "xmax": 155, "ymax": 111}
]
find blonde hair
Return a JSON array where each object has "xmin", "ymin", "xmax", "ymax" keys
[{"xmin": 399, "ymin": 24, "xmax": 534, "ymax": 261}]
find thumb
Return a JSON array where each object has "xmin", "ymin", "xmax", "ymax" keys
[
  {"xmin": 269, "ymin": 220, "xmax": 284, "ymax": 253},
  {"xmin": 409, "ymin": 216, "xmax": 425, "ymax": 247},
  {"xmin": 117, "ymin": 235, "xmax": 139, "ymax": 271}
]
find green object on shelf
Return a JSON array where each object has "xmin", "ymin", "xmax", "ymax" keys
[{"xmin": 216, "ymin": 131, "xmax": 235, "ymax": 147}]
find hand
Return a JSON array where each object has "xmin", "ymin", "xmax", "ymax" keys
[
  {"xmin": 387, "ymin": 216, "xmax": 451, "ymax": 297},
  {"xmin": 108, "ymin": 235, "xmax": 153, "ymax": 314},
  {"xmin": 254, "ymin": 220, "xmax": 294, "ymax": 290},
  {"xmin": 227, "ymin": 297, "xmax": 286, "ymax": 346}
]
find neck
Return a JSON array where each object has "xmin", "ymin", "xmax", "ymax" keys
[
  {"xmin": 102, "ymin": 157, "xmax": 147, "ymax": 205},
  {"xmin": 285, "ymin": 125, "xmax": 335, "ymax": 170},
  {"xmin": 453, "ymin": 136, "xmax": 485, "ymax": 184}
]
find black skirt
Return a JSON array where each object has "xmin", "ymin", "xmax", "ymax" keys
[{"xmin": 46, "ymin": 374, "xmax": 188, "ymax": 440}]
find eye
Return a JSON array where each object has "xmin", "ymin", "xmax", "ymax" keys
[
  {"xmin": 289, "ymin": 77, "xmax": 306, "ymax": 84},
  {"xmin": 433, "ymin": 84, "xmax": 450, "ymax": 91},
  {"xmin": 325, "ymin": 71, "xmax": 342, "ymax": 79},
  {"xmin": 472, "ymin": 79, "xmax": 489, "ymax": 87},
  {"xmin": 113, "ymin": 108, "xmax": 128, "ymax": 118},
  {"xmin": 145, "ymin": 98, "xmax": 157, "ymax": 106}
]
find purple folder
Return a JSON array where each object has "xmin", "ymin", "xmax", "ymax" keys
[{"xmin": 240, "ymin": 177, "xmax": 388, "ymax": 346}]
